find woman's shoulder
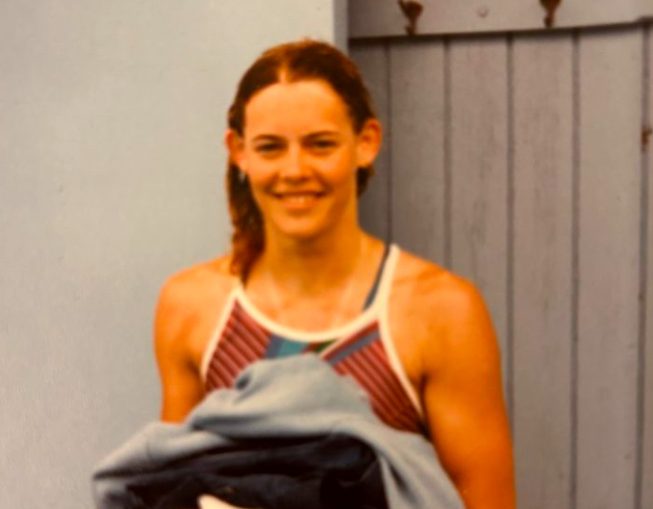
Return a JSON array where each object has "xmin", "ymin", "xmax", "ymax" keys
[
  {"xmin": 158, "ymin": 254, "xmax": 236, "ymax": 308},
  {"xmin": 155, "ymin": 253, "xmax": 238, "ymax": 350},
  {"xmin": 391, "ymin": 246, "xmax": 491, "ymax": 337},
  {"xmin": 393, "ymin": 247, "xmax": 480, "ymax": 302},
  {"xmin": 390, "ymin": 246, "xmax": 498, "ymax": 378}
]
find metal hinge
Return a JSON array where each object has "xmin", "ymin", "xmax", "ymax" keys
[
  {"xmin": 398, "ymin": 0, "xmax": 424, "ymax": 35},
  {"xmin": 540, "ymin": 0, "xmax": 562, "ymax": 28}
]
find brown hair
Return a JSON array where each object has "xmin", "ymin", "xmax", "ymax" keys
[{"xmin": 226, "ymin": 39, "xmax": 377, "ymax": 279}]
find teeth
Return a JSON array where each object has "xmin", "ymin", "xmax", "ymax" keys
[
  {"xmin": 285, "ymin": 194, "xmax": 312, "ymax": 202},
  {"xmin": 277, "ymin": 193, "xmax": 320, "ymax": 205}
]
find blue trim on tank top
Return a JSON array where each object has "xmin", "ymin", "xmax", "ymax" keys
[
  {"xmin": 325, "ymin": 329, "xmax": 379, "ymax": 365},
  {"xmin": 265, "ymin": 334, "xmax": 330, "ymax": 358},
  {"xmin": 361, "ymin": 243, "xmax": 390, "ymax": 310}
]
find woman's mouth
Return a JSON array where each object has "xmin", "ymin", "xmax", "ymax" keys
[{"xmin": 273, "ymin": 191, "xmax": 324, "ymax": 210}]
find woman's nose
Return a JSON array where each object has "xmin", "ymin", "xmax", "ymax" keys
[{"xmin": 279, "ymin": 146, "xmax": 311, "ymax": 179}]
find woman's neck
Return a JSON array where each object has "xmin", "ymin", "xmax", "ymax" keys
[{"xmin": 251, "ymin": 226, "xmax": 370, "ymax": 297}]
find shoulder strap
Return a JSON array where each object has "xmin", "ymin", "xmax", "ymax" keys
[{"xmin": 361, "ymin": 243, "xmax": 394, "ymax": 310}]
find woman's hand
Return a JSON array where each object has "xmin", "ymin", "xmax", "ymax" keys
[{"xmin": 197, "ymin": 494, "xmax": 255, "ymax": 509}]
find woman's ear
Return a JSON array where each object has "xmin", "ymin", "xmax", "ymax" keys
[
  {"xmin": 225, "ymin": 129, "xmax": 247, "ymax": 171},
  {"xmin": 355, "ymin": 119, "xmax": 382, "ymax": 169}
]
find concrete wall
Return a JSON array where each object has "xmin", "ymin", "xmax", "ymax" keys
[{"xmin": 0, "ymin": 1, "xmax": 342, "ymax": 507}]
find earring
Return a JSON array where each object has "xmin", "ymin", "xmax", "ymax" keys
[{"xmin": 238, "ymin": 169, "xmax": 248, "ymax": 183}]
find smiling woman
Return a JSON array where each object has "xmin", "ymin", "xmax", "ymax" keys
[
  {"xmin": 226, "ymin": 78, "xmax": 380, "ymax": 244},
  {"xmin": 152, "ymin": 39, "xmax": 515, "ymax": 509}
]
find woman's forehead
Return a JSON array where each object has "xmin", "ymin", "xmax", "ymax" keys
[{"xmin": 243, "ymin": 80, "xmax": 353, "ymax": 137}]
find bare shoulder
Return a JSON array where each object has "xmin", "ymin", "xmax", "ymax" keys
[
  {"xmin": 392, "ymin": 248, "xmax": 488, "ymax": 325},
  {"xmin": 390, "ymin": 248, "xmax": 497, "ymax": 377},
  {"xmin": 157, "ymin": 254, "xmax": 236, "ymax": 313},
  {"xmin": 155, "ymin": 253, "xmax": 238, "ymax": 365}
]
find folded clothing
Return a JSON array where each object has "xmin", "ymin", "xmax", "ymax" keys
[
  {"xmin": 118, "ymin": 434, "xmax": 386, "ymax": 509},
  {"xmin": 92, "ymin": 355, "xmax": 463, "ymax": 509}
]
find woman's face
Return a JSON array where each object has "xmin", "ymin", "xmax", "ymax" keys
[{"xmin": 228, "ymin": 79, "xmax": 380, "ymax": 241}]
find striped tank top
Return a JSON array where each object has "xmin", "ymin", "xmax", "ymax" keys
[{"xmin": 201, "ymin": 244, "xmax": 426, "ymax": 435}]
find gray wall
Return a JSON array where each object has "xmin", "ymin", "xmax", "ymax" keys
[
  {"xmin": 0, "ymin": 1, "xmax": 342, "ymax": 507},
  {"xmin": 351, "ymin": 22, "xmax": 652, "ymax": 509}
]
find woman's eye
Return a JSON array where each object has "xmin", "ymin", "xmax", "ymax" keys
[
  {"xmin": 255, "ymin": 143, "xmax": 282, "ymax": 154},
  {"xmin": 310, "ymin": 139, "xmax": 337, "ymax": 151}
]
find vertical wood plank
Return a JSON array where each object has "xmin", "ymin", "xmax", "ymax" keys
[
  {"xmin": 512, "ymin": 33, "xmax": 574, "ymax": 509},
  {"xmin": 577, "ymin": 27, "xmax": 642, "ymax": 509},
  {"xmin": 353, "ymin": 24, "xmax": 650, "ymax": 509},
  {"xmin": 350, "ymin": 42, "xmax": 391, "ymax": 241},
  {"xmin": 449, "ymin": 36, "xmax": 509, "ymax": 362},
  {"xmin": 389, "ymin": 41, "xmax": 447, "ymax": 263},
  {"xmin": 641, "ymin": 22, "xmax": 653, "ymax": 509}
]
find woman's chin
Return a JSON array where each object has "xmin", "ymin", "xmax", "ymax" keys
[{"xmin": 268, "ymin": 217, "xmax": 334, "ymax": 243}]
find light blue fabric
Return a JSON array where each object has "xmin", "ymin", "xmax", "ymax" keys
[{"xmin": 92, "ymin": 355, "xmax": 464, "ymax": 509}]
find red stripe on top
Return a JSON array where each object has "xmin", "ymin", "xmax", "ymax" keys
[
  {"xmin": 333, "ymin": 343, "xmax": 422, "ymax": 433},
  {"xmin": 367, "ymin": 341, "xmax": 417, "ymax": 410},
  {"xmin": 204, "ymin": 297, "xmax": 424, "ymax": 434},
  {"xmin": 231, "ymin": 304, "xmax": 271, "ymax": 347},
  {"xmin": 343, "ymin": 344, "xmax": 408, "ymax": 413},
  {"xmin": 334, "ymin": 355, "xmax": 398, "ymax": 425},
  {"xmin": 205, "ymin": 303, "xmax": 270, "ymax": 389}
]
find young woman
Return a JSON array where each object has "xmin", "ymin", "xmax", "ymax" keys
[{"xmin": 154, "ymin": 40, "xmax": 515, "ymax": 509}]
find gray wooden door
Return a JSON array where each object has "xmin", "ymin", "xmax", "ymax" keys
[{"xmin": 351, "ymin": 19, "xmax": 653, "ymax": 509}]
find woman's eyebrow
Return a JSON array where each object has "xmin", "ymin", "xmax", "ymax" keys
[
  {"xmin": 251, "ymin": 134, "xmax": 284, "ymax": 142},
  {"xmin": 303, "ymin": 130, "xmax": 339, "ymax": 139},
  {"xmin": 251, "ymin": 131, "xmax": 340, "ymax": 142}
]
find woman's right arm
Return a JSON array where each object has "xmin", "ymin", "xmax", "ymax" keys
[
  {"xmin": 154, "ymin": 277, "xmax": 206, "ymax": 423},
  {"xmin": 155, "ymin": 271, "xmax": 253, "ymax": 509}
]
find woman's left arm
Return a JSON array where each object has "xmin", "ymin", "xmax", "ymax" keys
[{"xmin": 420, "ymin": 276, "xmax": 516, "ymax": 509}]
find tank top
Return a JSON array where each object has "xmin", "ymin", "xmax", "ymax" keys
[{"xmin": 201, "ymin": 244, "xmax": 426, "ymax": 435}]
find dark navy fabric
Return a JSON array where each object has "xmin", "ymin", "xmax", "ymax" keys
[{"xmin": 110, "ymin": 435, "xmax": 386, "ymax": 509}]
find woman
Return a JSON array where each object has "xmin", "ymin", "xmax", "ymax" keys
[{"xmin": 155, "ymin": 40, "xmax": 515, "ymax": 509}]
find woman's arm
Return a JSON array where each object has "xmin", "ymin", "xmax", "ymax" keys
[
  {"xmin": 154, "ymin": 276, "xmax": 206, "ymax": 423},
  {"xmin": 420, "ymin": 276, "xmax": 516, "ymax": 509}
]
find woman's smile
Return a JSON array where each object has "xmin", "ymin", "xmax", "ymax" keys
[{"xmin": 272, "ymin": 189, "xmax": 326, "ymax": 211}]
